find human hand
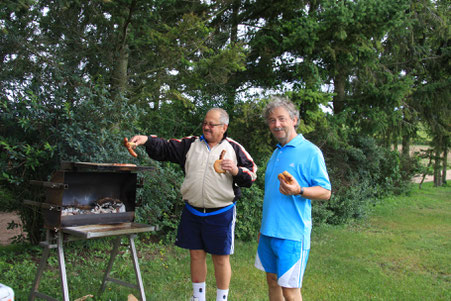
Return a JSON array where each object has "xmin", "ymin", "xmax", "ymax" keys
[
  {"xmin": 129, "ymin": 135, "xmax": 148, "ymax": 146},
  {"xmin": 278, "ymin": 171, "xmax": 301, "ymax": 195},
  {"xmin": 220, "ymin": 158, "xmax": 239, "ymax": 176}
]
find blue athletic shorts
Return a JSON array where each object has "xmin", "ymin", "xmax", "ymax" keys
[
  {"xmin": 175, "ymin": 204, "xmax": 236, "ymax": 255},
  {"xmin": 255, "ymin": 235, "xmax": 310, "ymax": 288}
]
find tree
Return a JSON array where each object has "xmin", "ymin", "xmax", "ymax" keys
[
  {"xmin": 0, "ymin": 0, "xmax": 249, "ymax": 242},
  {"xmin": 385, "ymin": 0, "xmax": 451, "ymax": 186}
]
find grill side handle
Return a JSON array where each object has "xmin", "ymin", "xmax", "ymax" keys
[
  {"xmin": 30, "ymin": 180, "xmax": 68, "ymax": 189},
  {"xmin": 24, "ymin": 199, "xmax": 61, "ymax": 210}
]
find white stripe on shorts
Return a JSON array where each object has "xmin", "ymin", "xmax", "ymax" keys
[
  {"xmin": 254, "ymin": 252, "xmax": 264, "ymax": 271},
  {"xmin": 278, "ymin": 247, "xmax": 309, "ymax": 288},
  {"xmin": 229, "ymin": 206, "xmax": 236, "ymax": 254}
]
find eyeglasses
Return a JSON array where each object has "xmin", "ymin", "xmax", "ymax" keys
[{"xmin": 202, "ymin": 122, "xmax": 223, "ymax": 128}]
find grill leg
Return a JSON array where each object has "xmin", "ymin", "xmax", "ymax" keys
[
  {"xmin": 29, "ymin": 238, "xmax": 51, "ymax": 301},
  {"xmin": 99, "ymin": 237, "xmax": 121, "ymax": 294},
  {"xmin": 57, "ymin": 231, "xmax": 70, "ymax": 301},
  {"xmin": 29, "ymin": 230, "xmax": 70, "ymax": 301},
  {"xmin": 129, "ymin": 235, "xmax": 146, "ymax": 301},
  {"xmin": 98, "ymin": 235, "xmax": 147, "ymax": 300}
]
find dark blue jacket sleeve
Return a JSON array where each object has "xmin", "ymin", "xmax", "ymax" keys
[{"xmin": 144, "ymin": 135, "xmax": 196, "ymax": 171}]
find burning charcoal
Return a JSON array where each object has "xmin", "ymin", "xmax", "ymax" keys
[
  {"xmin": 96, "ymin": 197, "xmax": 120, "ymax": 206},
  {"xmin": 92, "ymin": 197, "xmax": 125, "ymax": 214},
  {"xmin": 77, "ymin": 205, "xmax": 93, "ymax": 210},
  {"xmin": 62, "ymin": 207, "xmax": 80, "ymax": 216}
]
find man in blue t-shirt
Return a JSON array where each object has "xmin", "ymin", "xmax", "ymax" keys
[{"xmin": 255, "ymin": 96, "xmax": 331, "ymax": 301}]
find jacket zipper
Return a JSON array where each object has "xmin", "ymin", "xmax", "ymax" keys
[{"xmin": 201, "ymin": 142, "xmax": 212, "ymax": 212}]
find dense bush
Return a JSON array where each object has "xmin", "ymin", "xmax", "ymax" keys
[
  {"xmin": 0, "ymin": 86, "xmax": 144, "ymax": 243},
  {"xmin": 234, "ymin": 183, "xmax": 264, "ymax": 241},
  {"xmin": 307, "ymin": 118, "xmax": 418, "ymax": 226},
  {"xmin": 134, "ymin": 161, "xmax": 185, "ymax": 243}
]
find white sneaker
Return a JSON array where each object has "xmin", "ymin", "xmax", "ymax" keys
[{"xmin": 190, "ymin": 297, "xmax": 199, "ymax": 301}]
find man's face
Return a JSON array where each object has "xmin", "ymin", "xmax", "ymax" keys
[
  {"xmin": 267, "ymin": 106, "xmax": 298, "ymax": 146},
  {"xmin": 202, "ymin": 110, "xmax": 227, "ymax": 145}
]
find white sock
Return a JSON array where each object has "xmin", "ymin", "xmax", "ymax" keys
[
  {"xmin": 192, "ymin": 282, "xmax": 206, "ymax": 301},
  {"xmin": 216, "ymin": 288, "xmax": 229, "ymax": 301}
]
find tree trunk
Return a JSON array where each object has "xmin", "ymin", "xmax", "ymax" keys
[
  {"xmin": 419, "ymin": 149, "xmax": 433, "ymax": 190},
  {"xmin": 333, "ymin": 70, "xmax": 346, "ymax": 114},
  {"xmin": 225, "ymin": 0, "xmax": 240, "ymax": 111},
  {"xmin": 401, "ymin": 134, "xmax": 410, "ymax": 157},
  {"xmin": 230, "ymin": 0, "xmax": 240, "ymax": 44},
  {"xmin": 442, "ymin": 145, "xmax": 448, "ymax": 185},
  {"xmin": 111, "ymin": 44, "xmax": 129, "ymax": 96},
  {"xmin": 433, "ymin": 147, "xmax": 442, "ymax": 187},
  {"xmin": 111, "ymin": 0, "xmax": 136, "ymax": 99}
]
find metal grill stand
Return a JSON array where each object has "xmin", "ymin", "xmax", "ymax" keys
[{"xmin": 29, "ymin": 223, "xmax": 154, "ymax": 301}]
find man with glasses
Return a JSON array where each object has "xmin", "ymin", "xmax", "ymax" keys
[{"xmin": 129, "ymin": 108, "xmax": 257, "ymax": 301}]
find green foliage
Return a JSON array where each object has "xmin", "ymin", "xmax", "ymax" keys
[
  {"xmin": 135, "ymin": 161, "xmax": 185, "ymax": 243},
  {"xmin": 137, "ymin": 97, "xmax": 200, "ymax": 139},
  {"xmin": 235, "ymin": 184, "xmax": 264, "ymax": 241},
  {"xmin": 288, "ymin": 89, "xmax": 333, "ymax": 134},
  {"xmin": 0, "ymin": 83, "xmax": 144, "ymax": 243},
  {"xmin": 227, "ymin": 100, "xmax": 274, "ymax": 166},
  {"xmin": 0, "ymin": 186, "xmax": 15, "ymax": 212},
  {"xmin": 307, "ymin": 117, "xmax": 417, "ymax": 226}
]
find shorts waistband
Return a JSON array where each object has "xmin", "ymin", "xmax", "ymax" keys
[
  {"xmin": 185, "ymin": 202, "xmax": 235, "ymax": 217},
  {"xmin": 189, "ymin": 205, "xmax": 228, "ymax": 213}
]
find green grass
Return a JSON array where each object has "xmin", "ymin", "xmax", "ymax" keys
[
  {"xmin": 306, "ymin": 183, "xmax": 450, "ymax": 301},
  {"xmin": 1, "ymin": 183, "xmax": 450, "ymax": 300}
]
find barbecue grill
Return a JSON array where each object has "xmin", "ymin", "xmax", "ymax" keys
[{"xmin": 25, "ymin": 162, "xmax": 156, "ymax": 301}]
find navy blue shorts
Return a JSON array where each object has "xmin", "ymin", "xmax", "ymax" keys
[{"xmin": 175, "ymin": 204, "xmax": 236, "ymax": 255}]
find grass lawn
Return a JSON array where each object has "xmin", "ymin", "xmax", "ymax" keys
[
  {"xmin": 305, "ymin": 183, "xmax": 450, "ymax": 300},
  {"xmin": 1, "ymin": 182, "xmax": 449, "ymax": 300}
]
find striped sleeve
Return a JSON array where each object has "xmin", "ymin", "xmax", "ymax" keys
[{"xmin": 227, "ymin": 138, "xmax": 258, "ymax": 187}]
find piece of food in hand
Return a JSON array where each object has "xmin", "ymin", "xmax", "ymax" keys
[
  {"xmin": 214, "ymin": 150, "xmax": 226, "ymax": 173},
  {"xmin": 123, "ymin": 137, "xmax": 138, "ymax": 158},
  {"xmin": 278, "ymin": 171, "xmax": 294, "ymax": 184}
]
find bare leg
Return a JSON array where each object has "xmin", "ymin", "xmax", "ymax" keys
[
  {"xmin": 266, "ymin": 273, "xmax": 283, "ymax": 301},
  {"xmin": 190, "ymin": 249, "xmax": 207, "ymax": 283},
  {"xmin": 282, "ymin": 287, "xmax": 302, "ymax": 301},
  {"xmin": 266, "ymin": 273, "xmax": 302, "ymax": 301},
  {"xmin": 211, "ymin": 254, "xmax": 231, "ymax": 289}
]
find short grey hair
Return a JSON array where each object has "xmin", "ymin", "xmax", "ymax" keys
[
  {"xmin": 263, "ymin": 96, "xmax": 300, "ymax": 128},
  {"xmin": 207, "ymin": 107, "xmax": 229, "ymax": 125}
]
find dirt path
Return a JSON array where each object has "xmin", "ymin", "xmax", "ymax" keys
[
  {"xmin": 412, "ymin": 170, "xmax": 451, "ymax": 183},
  {"xmin": 0, "ymin": 212, "xmax": 23, "ymax": 245}
]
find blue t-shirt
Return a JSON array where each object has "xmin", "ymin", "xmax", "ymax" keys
[{"xmin": 260, "ymin": 134, "xmax": 331, "ymax": 249}]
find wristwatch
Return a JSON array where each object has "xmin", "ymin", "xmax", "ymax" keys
[{"xmin": 299, "ymin": 186, "xmax": 304, "ymax": 195}]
